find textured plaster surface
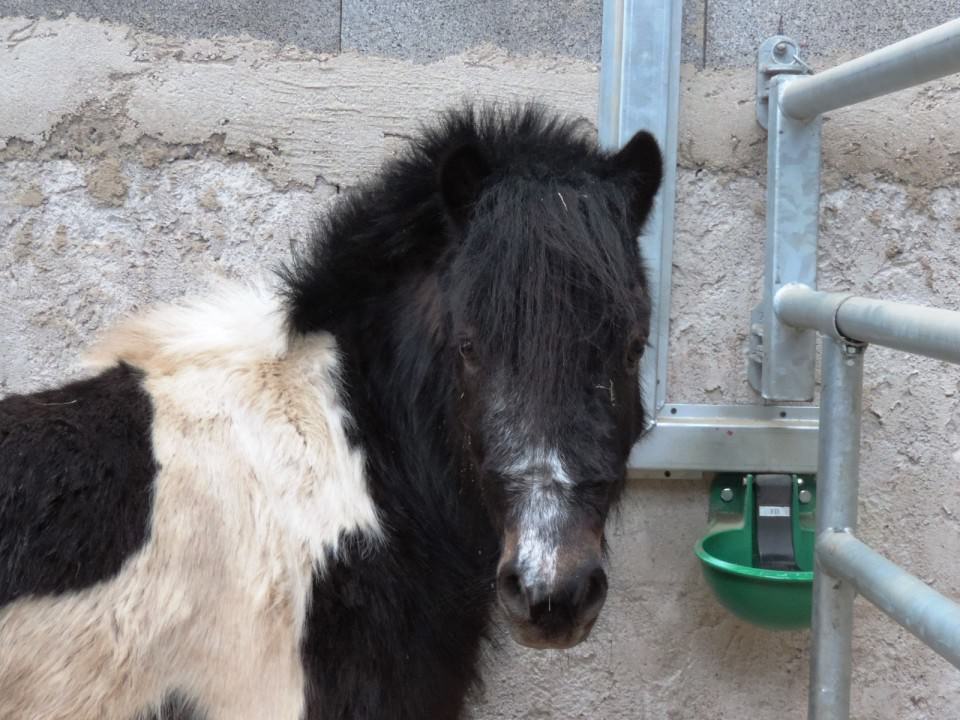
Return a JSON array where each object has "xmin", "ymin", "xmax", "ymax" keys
[
  {"xmin": 0, "ymin": 0, "xmax": 341, "ymax": 52},
  {"xmin": 2, "ymin": 14, "xmax": 960, "ymax": 720},
  {"xmin": 0, "ymin": 19, "xmax": 599, "ymax": 189},
  {"xmin": 342, "ymin": 0, "xmax": 604, "ymax": 62}
]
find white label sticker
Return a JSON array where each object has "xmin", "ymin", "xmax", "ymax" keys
[{"xmin": 759, "ymin": 506, "xmax": 791, "ymax": 517}]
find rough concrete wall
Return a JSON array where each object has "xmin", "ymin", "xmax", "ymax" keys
[{"xmin": 2, "ymin": 4, "xmax": 960, "ymax": 719}]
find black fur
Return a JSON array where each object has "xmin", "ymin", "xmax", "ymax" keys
[
  {"xmin": 0, "ymin": 364, "xmax": 157, "ymax": 607},
  {"xmin": 136, "ymin": 691, "xmax": 206, "ymax": 720},
  {"xmin": 285, "ymin": 104, "xmax": 662, "ymax": 719}
]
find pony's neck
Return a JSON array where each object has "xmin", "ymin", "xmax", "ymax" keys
[{"xmin": 332, "ymin": 275, "xmax": 489, "ymax": 542}]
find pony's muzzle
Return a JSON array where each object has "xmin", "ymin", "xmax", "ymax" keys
[{"xmin": 496, "ymin": 555, "xmax": 608, "ymax": 649}]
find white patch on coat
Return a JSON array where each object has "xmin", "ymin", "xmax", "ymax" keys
[
  {"xmin": 0, "ymin": 280, "xmax": 380, "ymax": 720},
  {"xmin": 504, "ymin": 448, "xmax": 573, "ymax": 487},
  {"xmin": 508, "ymin": 448, "xmax": 572, "ymax": 589}
]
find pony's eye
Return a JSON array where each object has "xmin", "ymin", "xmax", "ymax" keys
[
  {"xmin": 625, "ymin": 339, "xmax": 643, "ymax": 369},
  {"xmin": 459, "ymin": 339, "xmax": 476, "ymax": 363}
]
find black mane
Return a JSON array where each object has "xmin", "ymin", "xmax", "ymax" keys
[{"xmin": 282, "ymin": 103, "xmax": 652, "ymax": 339}]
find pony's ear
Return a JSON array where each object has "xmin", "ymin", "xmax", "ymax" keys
[
  {"xmin": 438, "ymin": 143, "xmax": 492, "ymax": 229},
  {"xmin": 606, "ymin": 130, "xmax": 663, "ymax": 228}
]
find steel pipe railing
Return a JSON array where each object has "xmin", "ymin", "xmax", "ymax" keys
[
  {"xmin": 752, "ymin": 16, "xmax": 960, "ymax": 720},
  {"xmin": 818, "ymin": 531, "xmax": 960, "ymax": 670},
  {"xmin": 781, "ymin": 18, "xmax": 960, "ymax": 120},
  {"xmin": 808, "ymin": 337, "xmax": 864, "ymax": 720},
  {"xmin": 775, "ymin": 284, "xmax": 960, "ymax": 365}
]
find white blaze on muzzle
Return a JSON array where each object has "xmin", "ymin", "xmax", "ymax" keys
[{"xmin": 509, "ymin": 449, "xmax": 573, "ymax": 588}]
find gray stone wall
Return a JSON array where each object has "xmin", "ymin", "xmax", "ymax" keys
[{"xmin": 2, "ymin": 3, "xmax": 959, "ymax": 718}]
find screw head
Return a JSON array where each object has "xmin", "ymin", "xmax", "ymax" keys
[
  {"xmin": 773, "ymin": 40, "xmax": 789, "ymax": 57},
  {"xmin": 720, "ymin": 487, "xmax": 735, "ymax": 502},
  {"xmin": 799, "ymin": 489, "xmax": 813, "ymax": 504}
]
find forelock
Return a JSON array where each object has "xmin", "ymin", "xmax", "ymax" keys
[{"xmin": 449, "ymin": 175, "xmax": 649, "ymax": 400}]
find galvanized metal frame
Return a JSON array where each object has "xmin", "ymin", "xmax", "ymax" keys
[
  {"xmin": 776, "ymin": 283, "xmax": 960, "ymax": 364},
  {"xmin": 780, "ymin": 292, "xmax": 960, "ymax": 720},
  {"xmin": 626, "ymin": 403, "xmax": 819, "ymax": 475},
  {"xmin": 808, "ymin": 337, "xmax": 862, "ymax": 719},
  {"xmin": 749, "ymin": 58, "xmax": 822, "ymax": 401},
  {"xmin": 603, "ymin": 8, "xmax": 960, "ymax": 717},
  {"xmin": 599, "ymin": 0, "xmax": 682, "ymax": 416},
  {"xmin": 753, "ymin": 18, "xmax": 960, "ymax": 720},
  {"xmin": 780, "ymin": 18, "xmax": 960, "ymax": 121},
  {"xmin": 602, "ymin": 0, "xmax": 821, "ymax": 473},
  {"xmin": 753, "ymin": 18, "xmax": 960, "ymax": 402},
  {"xmin": 817, "ymin": 532, "xmax": 960, "ymax": 669}
]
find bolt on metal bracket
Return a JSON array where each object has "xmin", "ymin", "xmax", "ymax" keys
[
  {"xmin": 841, "ymin": 341, "xmax": 866, "ymax": 356},
  {"xmin": 756, "ymin": 36, "xmax": 812, "ymax": 129}
]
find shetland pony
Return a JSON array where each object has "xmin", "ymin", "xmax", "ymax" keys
[{"xmin": 0, "ymin": 104, "xmax": 662, "ymax": 719}]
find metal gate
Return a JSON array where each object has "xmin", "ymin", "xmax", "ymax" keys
[
  {"xmin": 754, "ymin": 18, "xmax": 960, "ymax": 720},
  {"xmin": 602, "ymin": 2, "xmax": 960, "ymax": 718}
]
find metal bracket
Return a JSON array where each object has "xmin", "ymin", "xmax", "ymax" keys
[
  {"xmin": 628, "ymin": 403, "xmax": 819, "ymax": 473},
  {"xmin": 749, "ymin": 36, "xmax": 821, "ymax": 401},
  {"xmin": 756, "ymin": 36, "xmax": 811, "ymax": 129},
  {"xmin": 598, "ymin": 11, "xmax": 822, "ymax": 477}
]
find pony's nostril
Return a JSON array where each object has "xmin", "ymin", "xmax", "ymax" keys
[
  {"xmin": 499, "ymin": 560, "xmax": 607, "ymax": 632},
  {"xmin": 497, "ymin": 569, "xmax": 529, "ymax": 618},
  {"xmin": 503, "ymin": 571, "xmax": 522, "ymax": 600},
  {"xmin": 581, "ymin": 567, "xmax": 608, "ymax": 615}
]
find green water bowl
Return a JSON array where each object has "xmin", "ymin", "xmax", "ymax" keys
[{"xmin": 695, "ymin": 474, "xmax": 815, "ymax": 631}]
